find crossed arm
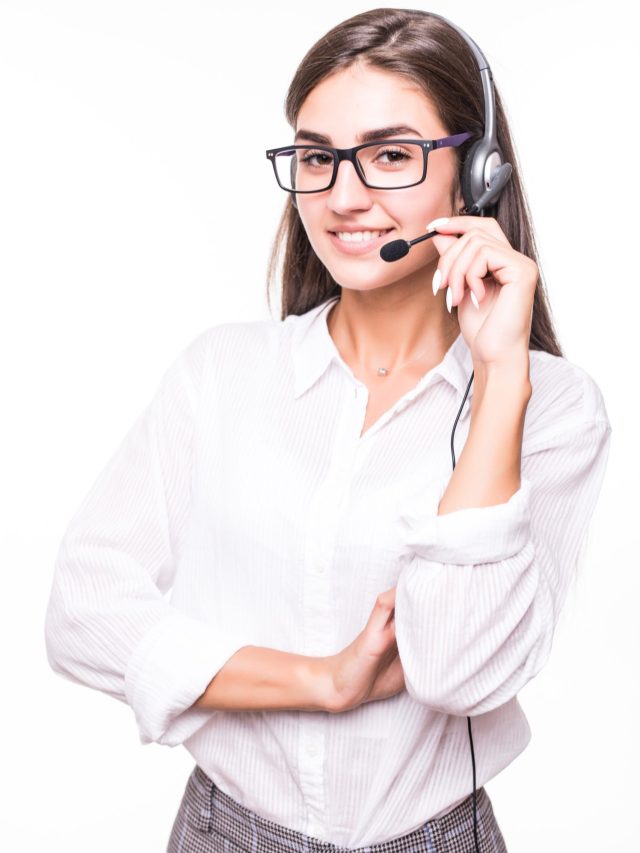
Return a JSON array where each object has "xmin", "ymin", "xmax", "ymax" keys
[{"xmin": 190, "ymin": 361, "xmax": 533, "ymax": 715}]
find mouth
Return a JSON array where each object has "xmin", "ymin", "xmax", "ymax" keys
[{"xmin": 327, "ymin": 228, "xmax": 394, "ymax": 255}]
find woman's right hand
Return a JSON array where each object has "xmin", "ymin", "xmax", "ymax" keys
[{"xmin": 325, "ymin": 586, "xmax": 406, "ymax": 713}]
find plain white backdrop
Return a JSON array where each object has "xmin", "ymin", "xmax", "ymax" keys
[{"xmin": 0, "ymin": 0, "xmax": 635, "ymax": 850}]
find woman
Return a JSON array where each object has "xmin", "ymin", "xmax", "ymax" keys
[{"xmin": 44, "ymin": 8, "xmax": 612, "ymax": 852}]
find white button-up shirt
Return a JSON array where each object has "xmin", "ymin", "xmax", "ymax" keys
[{"xmin": 45, "ymin": 295, "xmax": 612, "ymax": 848}]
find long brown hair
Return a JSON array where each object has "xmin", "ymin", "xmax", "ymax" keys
[{"xmin": 266, "ymin": 7, "xmax": 563, "ymax": 357}]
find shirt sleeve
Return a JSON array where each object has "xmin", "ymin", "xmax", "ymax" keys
[
  {"xmin": 392, "ymin": 373, "xmax": 612, "ymax": 718},
  {"xmin": 44, "ymin": 331, "xmax": 249, "ymax": 747}
]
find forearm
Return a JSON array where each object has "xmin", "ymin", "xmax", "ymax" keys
[
  {"xmin": 191, "ymin": 645, "xmax": 334, "ymax": 713},
  {"xmin": 438, "ymin": 355, "xmax": 532, "ymax": 515}
]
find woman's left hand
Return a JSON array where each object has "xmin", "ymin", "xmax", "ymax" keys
[{"xmin": 427, "ymin": 215, "xmax": 538, "ymax": 367}]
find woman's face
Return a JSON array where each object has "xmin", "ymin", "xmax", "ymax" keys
[{"xmin": 295, "ymin": 62, "xmax": 463, "ymax": 296}]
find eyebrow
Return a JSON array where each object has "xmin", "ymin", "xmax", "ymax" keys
[{"xmin": 293, "ymin": 125, "xmax": 423, "ymax": 145}]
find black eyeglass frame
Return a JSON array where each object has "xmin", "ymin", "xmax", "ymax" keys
[{"xmin": 265, "ymin": 132, "xmax": 475, "ymax": 194}]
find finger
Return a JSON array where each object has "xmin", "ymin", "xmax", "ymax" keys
[
  {"xmin": 426, "ymin": 231, "xmax": 459, "ymax": 262},
  {"xmin": 445, "ymin": 237, "xmax": 490, "ymax": 308},
  {"xmin": 447, "ymin": 237, "xmax": 518, "ymax": 308},
  {"xmin": 426, "ymin": 214, "xmax": 509, "ymax": 244},
  {"xmin": 378, "ymin": 587, "xmax": 396, "ymax": 605},
  {"xmin": 367, "ymin": 591, "xmax": 396, "ymax": 632},
  {"xmin": 435, "ymin": 229, "xmax": 504, "ymax": 287},
  {"xmin": 431, "ymin": 229, "xmax": 495, "ymax": 295}
]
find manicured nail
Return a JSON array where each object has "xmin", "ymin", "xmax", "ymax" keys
[
  {"xmin": 446, "ymin": 286, "xmax": 453, "ymax": 313},
  {"xmin": 432, "ymin": 268, "xmax": 442, "ymax": 296},
  {"xmin": 426, "ymin": 217, "xmax": 450, "ymax": 230},
  {"xmin": 470, "ymin": 291, "xmax": 480, "ymax": 310}
]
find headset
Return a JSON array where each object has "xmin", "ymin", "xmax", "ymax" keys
[{"xmin": 291, "ymin": 10, "xmax": 512, "ymax": 850}]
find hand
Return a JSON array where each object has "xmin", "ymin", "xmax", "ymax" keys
[
  {"xmin": 427, "ymin": 215, "xmax": 537, "ymax": 367},
  {"xmin": 325, "ymin": 586, "xmax": 406, "ymax": 714}
]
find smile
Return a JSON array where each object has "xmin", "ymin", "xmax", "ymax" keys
[{"xmin": 328, "ymin": 229, "xmax": 393, "ymax": 255}]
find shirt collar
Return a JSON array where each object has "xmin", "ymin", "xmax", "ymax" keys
[{"xmin": 290, "ymin": 296, "xmax": 474, "ymax": 402}]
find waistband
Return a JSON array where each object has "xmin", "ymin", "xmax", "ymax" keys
[{"xmin": 185, "ymin": 764, "xmax": 505, "ymax": 851}]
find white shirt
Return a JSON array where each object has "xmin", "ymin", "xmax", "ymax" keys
[{"xmin": 45, "ymin": 295, "xmax": 612, "ymax": 848}]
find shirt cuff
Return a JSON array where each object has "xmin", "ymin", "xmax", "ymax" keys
[
  {"xmin": 124, "ymin": 609, "xmax": 248, "ymax": 747},
  {"xmin": 394, "ymin": 475, "xmax": 533, "ymax": 565}
]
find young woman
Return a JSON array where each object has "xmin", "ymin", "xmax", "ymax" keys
[{"xmin": 45, "ymin": 8, "xmax": 612, "ymax": 852}]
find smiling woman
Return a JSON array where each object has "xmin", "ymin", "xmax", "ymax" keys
[
  {"xmin": 291, "ymin": 66, "xmax": 465, "ymax": 291},
  {"xmin": 44, "ymin": 7, "xmax": 612, "ymax": 853}
]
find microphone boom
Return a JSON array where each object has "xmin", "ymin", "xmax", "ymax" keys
[{"xmin": 380, "ymin": 229, "xmax": 438, "ymax": 262}]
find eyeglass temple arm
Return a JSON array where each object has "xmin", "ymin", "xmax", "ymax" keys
[{"xmin": 434, "ymin": 131, "xmax": 474, "ymax": 149}]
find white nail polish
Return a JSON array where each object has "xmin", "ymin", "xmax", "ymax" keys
[
  {"xmin": 446, "ymin": 286, "xmax": 453, "ymax": 313},
  {"xmin": 426, "ymin": 217, "xmax": 450, "ymax": 230},
  {"xmin": 470, "ymin": 291, "xmax": 480, "ymax": 310},
  {"xmin": 432, "ymin": 269, "xmax": 442, "ymax": 296}
]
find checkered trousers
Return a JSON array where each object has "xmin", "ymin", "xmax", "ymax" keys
[{"xmin": 166, "ymin": 764, "xmax": 508, "ymax": 853}]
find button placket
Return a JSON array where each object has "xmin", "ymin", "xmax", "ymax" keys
[{"xmin": 298, "ymin": 381, "xmax": 364, "ymax": 832}]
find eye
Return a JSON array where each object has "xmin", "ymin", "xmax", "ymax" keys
[
  {"xmin": 375, "ymin": 146, "xmax": 412, "ymax": 165},
  {"xmin": 299, "ymin": 149, "xmax": 333, "ymax": 168}
]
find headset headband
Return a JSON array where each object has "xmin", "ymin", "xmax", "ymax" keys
[{"xmin": 405, "ymin": 9, "xmax": 498, "ymax": 153}]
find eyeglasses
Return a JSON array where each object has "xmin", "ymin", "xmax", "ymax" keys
[{"xmin": 265, "ymin": 132, "xmax": 474, "ymax": 194}]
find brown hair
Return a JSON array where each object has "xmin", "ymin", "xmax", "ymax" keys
[{"xmin": 266, "ymin": 7, "xmax": 563, "ymax": 357}]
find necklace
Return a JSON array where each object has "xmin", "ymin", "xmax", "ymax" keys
[
  {"xmin": 375, "ymin": 344, "xmax": 431, "ymax": 376},
  {"xmin": 327, "ymin": 300, "xmax": 446, "ymax": 378}
]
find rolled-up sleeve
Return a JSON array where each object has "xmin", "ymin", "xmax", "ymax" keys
[
  {"xmin": 393, "ymin": 379, "xmax": 612, "ymax": 717},
  {"xmin": 44, "ymin": 333, "xmax": 248, "ymax": 747}
]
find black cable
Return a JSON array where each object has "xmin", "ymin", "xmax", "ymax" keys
[
  {"xmin": 467, "ymin": 716, "xmax": 479, "ymax": 853},
  {"xmin": 450, "ymin": 369, "xmax": 479, "ymax": 853}
]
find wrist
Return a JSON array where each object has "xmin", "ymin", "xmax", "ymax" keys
[
  {"xmin": 472, "ymin": 354, "xmax": 532, "ymax": 409},
  {"xmin": 291, "ymin": 650, "xmax": 340, "ymax": 713},
  {"xmin": 303, "ymin": 654, "xmax": 341, "ymax": 714}
]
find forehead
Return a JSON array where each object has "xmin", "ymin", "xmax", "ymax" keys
[{"xmin": 296, "ymin": 63, "xmax": 444, "ymax": 143}]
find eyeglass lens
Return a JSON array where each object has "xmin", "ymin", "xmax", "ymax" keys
[{"xmin": 273, "ymin": 142, "xmax": 426, "ymax": 192}]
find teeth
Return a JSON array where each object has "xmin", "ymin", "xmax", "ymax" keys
[{"xmin": 336, "ymin": 230, "xmax": 389, "ymax": 243}]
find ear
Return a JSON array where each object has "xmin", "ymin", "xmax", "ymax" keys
[{"xmin": 449, "ymin": 173, "xmax": 466, "ymax": 216}]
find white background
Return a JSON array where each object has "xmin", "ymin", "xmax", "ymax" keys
[{"xmin": 0, "ymin": 0, "xmax": 635, "ymax": 850}]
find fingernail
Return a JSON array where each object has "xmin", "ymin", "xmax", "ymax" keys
[
  {"xmin": 470, "ymin": 291, "xmax": 480, "ymax": 310},
  {"xmin": 426, "ymin": 217, "xmax": 450, "ymax": 230},
  {"xmin": 446, "ymin": 286, "xmax": 453, "ymax": 313},
  {"xmin": 432, "ymin": 268, "xmax": 442, "ymax": 296}
]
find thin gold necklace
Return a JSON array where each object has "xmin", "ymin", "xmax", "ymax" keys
[
  {"xmin": 374, "ymin": 344, "xmax": 432, "ymax": 377},
  {"xmin": 328, "ymin": 300, "xmax": 450, "ymax": 378}
]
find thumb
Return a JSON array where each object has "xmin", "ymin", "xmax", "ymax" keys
[
  {"xmin": 377, "ymin": 586, "xmax": 396, "ymax": 607},
  {"xmin": 367, "ymin": 587, "xmax": 396, "ymax": 631},
  {"xmin": 427, "ymin": 231, "xmax": 458, "ymax": 258}
]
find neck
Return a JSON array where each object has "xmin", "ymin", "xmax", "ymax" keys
[{"xmin": 327, "ymin": 285, "xmax": 460, "ymax": 376}]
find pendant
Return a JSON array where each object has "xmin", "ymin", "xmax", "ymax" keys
[{"xmin": 377, "ymin": 367, "xmax": 389, "ymax": 376}]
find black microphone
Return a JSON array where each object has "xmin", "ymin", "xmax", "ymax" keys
[{"xmin": 379, "ymin": 228, "xmax": 438, "ymax": 262}]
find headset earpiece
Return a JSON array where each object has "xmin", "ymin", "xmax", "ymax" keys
[{"xmin": 461, "ymin": 139, "xmax": 508, "ymax": 215}]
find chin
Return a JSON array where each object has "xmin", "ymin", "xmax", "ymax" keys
[
  {"xmin": 330, "ymin": 274, "xmax": 399, "ymax": 293},
  {"xmin": 331, "ymin": 258, "xmax": 428, "ymax": 292}
]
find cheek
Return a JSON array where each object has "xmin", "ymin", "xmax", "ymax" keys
[
  {"xmin": 403, "ymin": 180, "xmax": 453, "ymax": 220},
  {"xmin": 297, "ymin": 208, "xmax": 337, "ymax": 268},
  {"xmin": 297, "ymin": 201, "xmax": 321, "ymax": 238}
]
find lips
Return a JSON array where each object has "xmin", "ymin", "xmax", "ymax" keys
[
  {"xmin": 327, "ymin": 228, "xmax": 394, "ymax": 255},
  {"xmin": 328, "ymin": 228, "xmax": 393, "ymax": 236}
]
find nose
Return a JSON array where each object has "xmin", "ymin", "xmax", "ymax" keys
[{"xmin": 327, "ymin": 157, "xmax": 373, "ymax": 213}]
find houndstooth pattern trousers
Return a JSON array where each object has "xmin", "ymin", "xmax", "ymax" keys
[{"xmin": 166, "ymin": 765, "xmax": 508, "ymax": 853}]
